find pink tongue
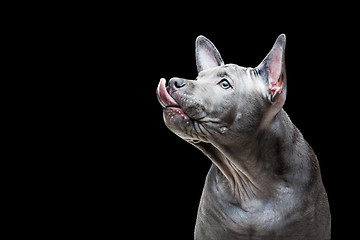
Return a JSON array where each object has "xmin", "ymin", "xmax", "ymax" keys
[{"xmin": 156, "ymin": 78, "xmax": 179, "ymax": 108}]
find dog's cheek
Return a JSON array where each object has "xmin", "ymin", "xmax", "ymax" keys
[
  {"xmin": 205, "ymin": 93, "xmax": 237, "ymax": 124},
  {"xmin": 236, "ymin": 100, "xmax": 265, "ymax": 134}
]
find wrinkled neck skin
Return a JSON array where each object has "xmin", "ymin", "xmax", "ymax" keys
[{"xmin": 191, "ymin": 109, "xmax": 314, "ymax": 211}]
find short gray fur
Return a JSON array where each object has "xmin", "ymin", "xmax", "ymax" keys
[{"xmin": 157, "ymin": 35, "xmax": 331, "ymax": 239}]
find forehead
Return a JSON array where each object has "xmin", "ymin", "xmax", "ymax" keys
[{"xmin": 197, "ymin": 64, "xmax": 249, "ymax": 79}]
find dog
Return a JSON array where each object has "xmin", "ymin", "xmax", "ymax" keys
[{"xmin": 156, "ymin": 34, "xmax": 331, "ymax": 239}]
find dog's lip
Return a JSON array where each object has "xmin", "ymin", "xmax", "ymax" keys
[{"xmin": 156, "ymin": 78, "xmax": 179, "ymax": 108}]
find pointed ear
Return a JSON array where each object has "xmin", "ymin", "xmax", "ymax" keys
[
  {"xmin": 256, "ymin": 34, "xmax": 287, "ymax": 107},
  {"xmin": 195, "ymin": 35, "xmax": 224, "ymax": 73}
]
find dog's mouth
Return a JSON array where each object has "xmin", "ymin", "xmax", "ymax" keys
[
  {"xmin": 156, "ymin": 78, "xmax": 192, "ymax": 123},
  {"xmin": 156, "ymin": 78, "xmax": 179, "ymax": 108}
]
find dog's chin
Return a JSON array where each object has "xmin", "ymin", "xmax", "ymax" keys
[
  {"xmin": 163, "ymin": 107, "xmax": 190, "ymax": 124},
  {"xmin": 163, "ymin": 107, "xmax": 207, "ymax": 142},
  {"xmin": 163, "ymin": 107, "xmax": 191, "ymax": 133}
]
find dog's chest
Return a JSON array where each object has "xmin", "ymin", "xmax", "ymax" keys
[
  {"xmin": 195, "ymin": 168, "xmax": 303, "ymax": 239},
  {"xmin": 197, "ymin": 193, "xmax": 288, "ymax": 233}
]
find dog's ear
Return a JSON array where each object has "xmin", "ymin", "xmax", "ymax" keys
[
  {"xmin": 256, "ymin": 34, "xmax": 287, "ymax": 108},
  {"xmin": 195, "ymin": 35, "xmax": 224, "ymax": 73}
]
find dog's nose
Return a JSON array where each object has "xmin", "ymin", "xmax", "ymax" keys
[{"xmin": 169, "ymin": 77, "xmax": 187, "ymax": 89}]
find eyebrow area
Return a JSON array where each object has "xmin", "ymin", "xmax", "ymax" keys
[{"xmin": 216, "ymin": 70, "xmax": 228, "ymax": 78}]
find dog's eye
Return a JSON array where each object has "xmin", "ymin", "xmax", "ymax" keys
[{"xmin": 219, "ymin": 79, "xmax": 231, "ymax": 89}]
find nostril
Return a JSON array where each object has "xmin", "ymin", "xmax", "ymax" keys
[
  {"xmin": 169, "ymin": 77, "xmax": 187, "ymax": 89},
  {"xmin": 175, "ymin": 80, "xmax": 185, "ymax": 88}
]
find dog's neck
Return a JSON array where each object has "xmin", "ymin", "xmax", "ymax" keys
[{"xmin": 192, "ymin": 110, "xmax": 303, "ymax": 210}]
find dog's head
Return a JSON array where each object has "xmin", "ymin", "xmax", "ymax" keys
[{"xmin": 157, "ymin": 35, "xmax": 286, "ymax": 145}]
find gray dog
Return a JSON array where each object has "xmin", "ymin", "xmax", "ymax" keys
[{"xmin": 156, "ymin": 34, "xmax": 331, "ymax": 239}]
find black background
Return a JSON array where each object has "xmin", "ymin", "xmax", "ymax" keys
[{"xmin": 55, "ymin": 4, "xmax": 359, "ymax": 239}]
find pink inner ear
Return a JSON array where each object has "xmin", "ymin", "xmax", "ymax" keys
[
  {"xmin": 268, "ymin": 47, "xmax": 283, "ymax": 97},
  {"xmin": 269, "ymin": 74, "xmax": 282, "ymax": 97},
  {"xmin": 269, "ymin": 49, "xmax": 282, "ymax": 85},
  {"xmin": 198, "ymin": 47, "xmax": 219, "ymax": 70}
]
